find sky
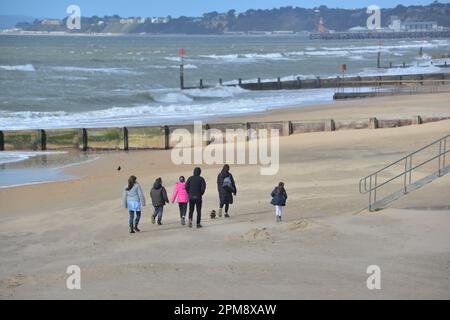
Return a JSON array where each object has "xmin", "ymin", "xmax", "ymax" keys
[{"xmin": 0, "ymin": 0, "xmax": 442, "ymax": 18}]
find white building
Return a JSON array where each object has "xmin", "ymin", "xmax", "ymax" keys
[
  {"xmin": 150, "ymin": 17, "xmax": 170, "ymax": 24},
  {"xmin": 388, "ymin": 16, "xmax": 402, "ymax": 32},
  {"xmin": 402, "ymin": 21, "xmax": 438, "ymax": 32},
  {"xmin": 41, "ymin": 19, "xmax": 62, "ymax": 26},
  {"xmin": 120, "ymin": 18, "xmax": 145, "ymax": 25}
]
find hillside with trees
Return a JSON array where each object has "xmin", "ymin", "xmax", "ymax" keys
[{"xmin": 13, "ymin": 1, "xmax": 450, "ymax": 34}]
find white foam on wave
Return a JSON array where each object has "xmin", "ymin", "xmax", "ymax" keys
[
  {"xmin": 0, "ymin": 88, "xmax": 334, "ymax": 130},
  {"xmin": 0, "ymin": 64, "xmax": 36, "ymax": 72},
  {"xmin": 194, "ymin": 40, "xmax": 449, "ymax": 64},
  {"xmin": 199, "ymin": 52, "xmax": 291, "ymax": 63},
  {"xmin": 153, "ymin": 92, "xmax": 194, "ymax": 104},
  {"xmin": 49, "ymin": 66, "xmax": 141, "ymax": 75},
  {"xmin": 171, "ymin": 64, "xmax": 198, "ymax": 69}
]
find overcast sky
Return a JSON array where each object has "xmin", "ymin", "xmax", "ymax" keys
[{"xmin": 0, "ymin": 0, "xmax": 441, "ymax": 18}]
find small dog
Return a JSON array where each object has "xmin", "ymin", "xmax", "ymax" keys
[{"xmin": 210, "ymin": 210, "xmax": 216, "ymax": 219}]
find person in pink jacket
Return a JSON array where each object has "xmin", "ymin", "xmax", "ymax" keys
[{"xmin": 171, "ymin": 176, "xmax": 189, "ymax": 225}]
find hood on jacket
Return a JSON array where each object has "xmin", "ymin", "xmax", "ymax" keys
[
  {"xmin": 220, "ymin": 170, "xmax": 230, "ymax": 178},
  {"xmin": 193, "ymin": 167, "xmax": 201, "ymax": 176},
  {"xmin": 153, "ymin": 180, "xmax": 162, "ymax": 189}
]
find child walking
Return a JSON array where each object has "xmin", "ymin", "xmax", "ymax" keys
[
  {"xmin": 171, "ymin": 176, "xmax": 189, "ymax": 225},
  {"xmin": 123, "ymin": 175, "xmax": 146, "ymax": 234},
  {"xmin": 150, "ymin": 177, "xmax": 169, "ymax": 225},
  {"xmin": 271, "ymin": 182, "xmax": 287, "ymax": 222}
]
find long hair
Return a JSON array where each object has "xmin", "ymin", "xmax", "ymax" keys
[
  {"xmin": 278, "ymin": 182, "xmax": 285, "ymax": 192},
  {"xmin": 222, "ymin": 164, "xmax": 230, "ymax": 172},
  {"xmin": 127, "ymin": 176, "xmax": 137, "ymax": 191}
]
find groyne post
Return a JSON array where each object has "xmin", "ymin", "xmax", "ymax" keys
[
  {"xmin": 258, "ymin": 78, "xmax": 262, "ymax": 90},
  {"xmin": 200, "ymin": 79, "xmax": 204, "ymax": 89},
  {"xmin": 277, "ymin": 77, "xmax": 282, "ymax": 90},
  {"xmin": 297, "ymin": 77, "xmax": 302, "ymax": 89},
  {"xmin": 179, "ymin": 64, "xmax": 184, "ymax": 90},
  {"xmin": 164, "ymin": 126, "xmax": 170, "ymax": 150},
  {"xmin": 205, "ymin": 124, "xmax": 211, "ymax": 146},
  {"xmin": 219, "ymin": 78, "xmax": 223, "ymax": 86},
  {"xmin": 316, "ymin": 76, "xmax": 322, "ymax": 88},
  {"xmin": 238, "ymin": 78, "xmax": 242, "ymax": 87},
  {"xmin": 377, "ymin": 52, "xmax": 381, "ymax": 68},
  {"xmin": 369, "ymin": 117, "xmax": 379, "ymax": 129},
  {"xmin": 412, "ymin": 115, "xmax": 423, "ymax": 125},
  {"xmin": 246, "ymin": 122, "xmax": 251, "ymax": 141},
  {"xmin": 0, "ymin": 131, "xmax": 4, "ymax": 151},
  {"xmin": 124, "ymin": 127, "xmax": 129, "ymax": 151},
  {"xmin": 81, "ymin": 128, "xmax": 88, "ymax": 151},
  {"xmin": 38, "ymin": 129, "xmax": 46, "ymax": 151},
  {"xmin": 325, "ymin": 119, "xmax": 335, "ymax": 132},
  {"xmin": 282, "ymin": 121, "xmax": 293, "ymax": 136}
]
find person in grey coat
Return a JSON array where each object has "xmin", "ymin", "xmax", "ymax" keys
[
  {"xmin": 123, "ymin": 175, "xmax": 146, "ymax": 234},
  {"xmin": 150, "ymin": 177, "xmax": 169, "ymax": 225}
]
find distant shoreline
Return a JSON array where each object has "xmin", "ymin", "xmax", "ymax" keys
[{"xmin": 0, "ymin": 30, "xmax": 311, "ymax": 37}]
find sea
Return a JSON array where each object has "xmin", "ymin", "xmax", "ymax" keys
[{"xmin": 0, "ymin": 34, "xmax": 449, "ymax": 184}]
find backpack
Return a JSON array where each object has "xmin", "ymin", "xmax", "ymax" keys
[{"xmin": 222, "ymin": 176, "xmax": 233, "ymax": 192}]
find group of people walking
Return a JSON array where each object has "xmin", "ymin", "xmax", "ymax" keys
[{"xmin": 123, "ymin": 164, "xmax": 287, "ymax": 234}]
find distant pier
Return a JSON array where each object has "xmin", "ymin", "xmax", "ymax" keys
[{"xmin": 309, "ymin": 30, "xmax": 450, "ymax": 40}]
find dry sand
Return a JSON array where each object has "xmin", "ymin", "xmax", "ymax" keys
[{"xmin": 0, "ymin": 93, "xmax": 449, "ymax": 299}]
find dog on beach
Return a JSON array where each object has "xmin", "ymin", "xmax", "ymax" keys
[{"xmin": 210, "ymin": 210, "xmax": 216, "ymax": 219}]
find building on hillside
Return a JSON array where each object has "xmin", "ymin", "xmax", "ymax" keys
[
  {"xmin": 388, "ymin": 16, "xmax": 402, "ymax": 32},
  {"xmin": 317, "ymin": 17, "xmax": 328, "ymax": 33},
  {"xmin": 402, "ymin": 21, "xmax": 438, "ymax": 32},
  {"xmin": 40, "ymin": 19, "xmax": 62, "ymax": 26},
  {"xmin": 120, "ymin": 18, "xmax": 145, "ymax": 25}
]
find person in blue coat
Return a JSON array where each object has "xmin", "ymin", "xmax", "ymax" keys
[{"xmin": 271, "ymin": 182, "xmax": 287, "ymax": 222}]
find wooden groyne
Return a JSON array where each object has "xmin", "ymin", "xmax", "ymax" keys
[
  {"xmin": 333, "ymin": 81, "xmax": 450, "ymax": 99},
  {"xmin": 190, "ymin": 72, "xmax": 450, "ymax": 91},
  {"xmin": 1, "ymin": 116, "xmax": 449, "ymax": 152}
]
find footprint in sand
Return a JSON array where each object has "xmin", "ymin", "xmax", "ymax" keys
[
  {"xmin": 1, "ymin": 274, "xmax": 27, "ymax": 289},
  {"xmin": 241, "ymin": 228, "xmax": 272, "ymax": 241},
  {"xmin": 282, "ymin": 220, "xmax": 314, "ymax": 232}
]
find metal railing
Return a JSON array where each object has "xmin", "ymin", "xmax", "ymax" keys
[{"xmin": 359, "ymin": 134, "xmax": 450, "ymax": 211}]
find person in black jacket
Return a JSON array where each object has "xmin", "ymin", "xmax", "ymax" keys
[
  {"xmin": 271, "ymin": 182, "xmax": 287, "ymax": 222},
  {"xmin": 150, "ymin": 177, "xmax": 169, "ymax": 225},
  {"xmin": 185, "ymin": 167, "xmax": 206, "ymax": 228},
  {"xmin": 217, "ymin": 164, "xmax": 237, "ymax": 218}
]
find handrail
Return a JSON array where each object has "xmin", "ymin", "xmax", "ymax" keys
[{"xmin": 359, "ymin": 134, "xmax": 449, "ymax": 211}]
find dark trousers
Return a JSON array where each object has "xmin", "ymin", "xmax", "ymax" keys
[
  {"xmin": 178, "ymin": 203, "xmax": 187, "ymax": 219},
  {"xmin": 189, "ymin": 198, "xmax": 202, "ymax": 225},
  {"xmin": 129, "ymin": 211, "xmax": 141, "ymax": 225},
  {"xmin": 219, "ymin": 202, "xmax": 230, "ymax": 213}
]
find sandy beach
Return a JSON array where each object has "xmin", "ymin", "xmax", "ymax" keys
[{"xmin": 1, "ymin": 92, "xmax": 450, "ymax": 299}]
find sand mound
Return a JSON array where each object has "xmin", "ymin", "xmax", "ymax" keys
[
  {"xmin": 282, "ymin": 220, "xmax": 313, "ymax": 231},
  {"xmin": 241, "ymin": 228, "xmax": 272, "ymax": 241}
]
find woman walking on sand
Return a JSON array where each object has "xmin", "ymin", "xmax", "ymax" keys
[
  {"xmin": 271, "ymin": 182, "xmax": 287, "ymax": 222},
  {"xmin": 123, "ymin": 175, "xmax": 146, "ymax": 234},
  {"xmin": 150, "ymin": 177, "xmax": 169, "ymax": 225},
  {"xmin": 171, "ymin": 176, "xmax": 189, "ymax": 225},
  {"xmin": 217, "ymin": 164, "xmax": 237, "ymax": 218}
]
